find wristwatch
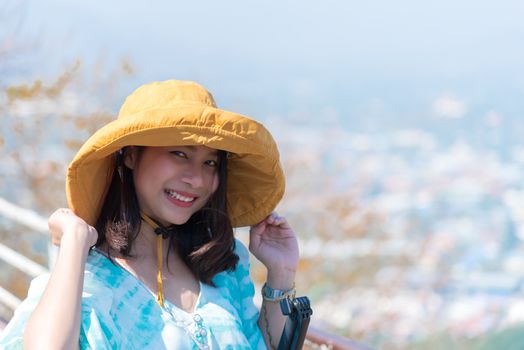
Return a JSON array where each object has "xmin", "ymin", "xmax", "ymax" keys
[{"xmin": 261, "ymin": 282, "xmax": 296, "ymax": 302}]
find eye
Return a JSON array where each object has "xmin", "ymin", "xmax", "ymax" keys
[
  {"xmin": 170, "ymin": 150, "xmax": 187, "ymax": 159},
  {"xmin": 205, "ymin": 159, "xmax": 218, "ymax": 167}
]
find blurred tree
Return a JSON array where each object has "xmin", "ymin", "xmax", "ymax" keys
[
  {"xmin": 0, "ymin": 1, "xmax": 134, "ymax": 316},
  {"xmin": 1, "ymin": 61, "xmax": 133, "ymax": 212},
  {"xmin": 0, "ymin": 0, "xmax": 134, "ymax": 212}
]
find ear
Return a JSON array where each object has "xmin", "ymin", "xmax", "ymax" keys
[{"xmin": 123, "ymin": 147, "xmax": 138, "ymax": 170}]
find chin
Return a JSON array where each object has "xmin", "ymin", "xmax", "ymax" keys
[
  {"xmin": 170, "ymin": 219, "xmax": 191, "ymax": 226},
  {"xmin": 162, "ymin": 213, "xmax": 194, "ymax": 226}
]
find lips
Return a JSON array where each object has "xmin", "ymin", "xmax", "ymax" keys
[{"xmin": 164, "ymin": 189, "xmax": 198, "ymax": 207}]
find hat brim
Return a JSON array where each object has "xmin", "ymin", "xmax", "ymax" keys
[{"xmin": 66, "ymin": 104, "xmax": 285, "ymax": 228}]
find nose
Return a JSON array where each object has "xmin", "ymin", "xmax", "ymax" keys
[{"xmin": 181, "ymin": 163, "xmax": 204, "ymax": 188}]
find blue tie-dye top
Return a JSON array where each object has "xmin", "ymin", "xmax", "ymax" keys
[{"xmin": 0, "ymin": 240, "xmax": 267, "ymax": 349}]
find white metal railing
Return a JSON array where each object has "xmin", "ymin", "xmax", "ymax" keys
[
  {"xmin": 0, "ymin": 197, "xmax": 48, "ymax": 233},
  {"xmin": 0, "ymin": 285, "xmax": 21, "ymax": 311},
  {"xmin": 0, "ymin": 243, "xmax": 48, "ymax": 277},
  {"xmin": 0, "ymin": 196, "xmax": 50, "ymax": 309}
]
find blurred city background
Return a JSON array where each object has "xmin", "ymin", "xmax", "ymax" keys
[{"xmin": 1, "ymin": 1, "xmax": 524, "ymax": 349}]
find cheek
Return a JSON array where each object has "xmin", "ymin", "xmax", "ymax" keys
[
  {"xmin": 133, "ymin": 160, "xmax": 162, "ymax": 199},
  {"xmin": 132, "ymin": 168, "xmax": 149, "ymax": 200}
]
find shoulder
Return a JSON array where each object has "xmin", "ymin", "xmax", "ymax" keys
[
  {"xmin": 81, "ymin": 249, "xmax": 131, "ymax": 311},
  {"xmin": 84, "ymin": 249, "xmax": 123, "ymax": 290},
  {"xmin": 213, "ymin": 239, "xmax": 264, "ymax": 346},
  {"xmin": 213, "ymin": 238, "xmax": 254, "ymax": 294}
]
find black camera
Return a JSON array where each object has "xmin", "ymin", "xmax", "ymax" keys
[{"xmin": 277, "ymin": 296, "xmax": 313, "ymax": 350}]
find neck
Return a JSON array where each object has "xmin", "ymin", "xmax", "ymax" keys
[
  {"xmin": 130, "ymin": 223, "xmax": 172, "ymax": 259},
  {"xmin": 100, "ymin": 214, "xmax": 177, "ymax": 261}
]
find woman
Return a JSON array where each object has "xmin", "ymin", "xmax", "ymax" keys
[{"xmin": 0, "ymin": 80, "xmax": 299, "ymax": 349}]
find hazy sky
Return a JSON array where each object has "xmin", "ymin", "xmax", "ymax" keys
[{"xmin": 15, "ymin": 0, "xmax": 524, "ymax": 129}]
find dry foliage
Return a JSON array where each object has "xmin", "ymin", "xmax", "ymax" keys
[
  {"xmin": 1, "ymin": 60, "xmax": 133, "ymax": 214},
  {"xmin": 0, "ymin": 53, "xmax": 133, "ymax": 315}
]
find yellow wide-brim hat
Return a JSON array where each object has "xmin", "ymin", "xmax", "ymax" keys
[{"xmin": 66, "ymin": 80, "xmax": 285, "ymax": 228}]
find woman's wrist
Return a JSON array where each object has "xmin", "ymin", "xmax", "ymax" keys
[
  {"xmin": 265, "ymin": 267, "xmax": 296, "ymax": 291},
  {"xmin": 262, "ymin": 282, "xmax": 296, "ymax": 302},
  {"xmin": 60, "ymin": 228, "xmax": 94, "ymax": 254}
]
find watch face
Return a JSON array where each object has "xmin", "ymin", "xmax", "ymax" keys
[
  {"xmin": 262, "ymin": 284, "xmax": 273, "ymax": 297},
  {"xmin": 262, "ymin": 283, "xmax": 296, "ymax": 302},
  {"xmin": 262, "ymin": 284, "xmax": 277, "ymax": 298}
]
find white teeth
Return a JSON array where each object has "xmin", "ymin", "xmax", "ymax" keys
[{"xmin": 166, "ymin": 190, "xmax": 195, "ymax": 202}]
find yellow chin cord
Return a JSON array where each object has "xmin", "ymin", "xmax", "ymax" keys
[{"xmin": 140, "ymin": 212, "xmax": 166, "ymax": 308}]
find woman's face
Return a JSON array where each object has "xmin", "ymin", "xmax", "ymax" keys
[{"xmin": 125, "ymin": 145, "xmax": 220, "ymax": 226}]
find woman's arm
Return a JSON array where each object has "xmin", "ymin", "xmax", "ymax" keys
[
  {"xmin": 259, "ymin": 269, "xmax": 296, "ymax": 349},
  {"xmin": 249, "ymin": 213, "xmax": 299, "ymax": 350},
  {"xmin": 23, "ymin": 209, "xmax": 97, "ymax": 350}
]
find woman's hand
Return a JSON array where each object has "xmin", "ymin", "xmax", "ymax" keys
[
  {"xmin": 249, "ymin": 212, "xmax": 299, "ymax": 285},
  {"xmin": 250, "ymin": 213, "xmax": 299, "ymax": 349},
  {"xmin": 48, "ymin": 208, "xmax": 98, "ymax": 248}
]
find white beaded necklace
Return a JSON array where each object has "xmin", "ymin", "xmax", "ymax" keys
[{"xmin": 164, "ymin": 306, "xmax": 210, "ymax": 350}]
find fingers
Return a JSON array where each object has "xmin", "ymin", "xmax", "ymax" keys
[
  {"xmin": 53, "ymin": 208, "xmax": 73, "ymax": 216},
  {"xmin": 48, "ymin": 208, "xmax": 96, "ymax": 247},
  {"xmin": 250, "ymin": 212, "xmax": 290, "ymax": 232},
  {"xmin": 266, "ymin": 212, "xmax": 290, "ymax": 228}
]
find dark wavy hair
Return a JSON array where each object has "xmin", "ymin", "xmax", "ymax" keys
[{"xmin": 94, "ymin": 146, "xmax": 239, "ymax": 285}]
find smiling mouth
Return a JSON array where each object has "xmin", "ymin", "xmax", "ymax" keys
[{"xmin": 164, "ymin": 189, "xmax": 197, "ymax": 203}]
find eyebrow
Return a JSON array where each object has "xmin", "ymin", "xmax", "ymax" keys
[{"xmin": 179, "ymin": 145, "xmax": 219, "ymax": 156}]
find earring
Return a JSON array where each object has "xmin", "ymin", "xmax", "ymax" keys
[
  {"xmin": 116, "ymin": 149, "xmax": 124, "ymax": 182},
  {"xmin": 117, "ymin": 166, "xmax": 124, "ymax": 182}
]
